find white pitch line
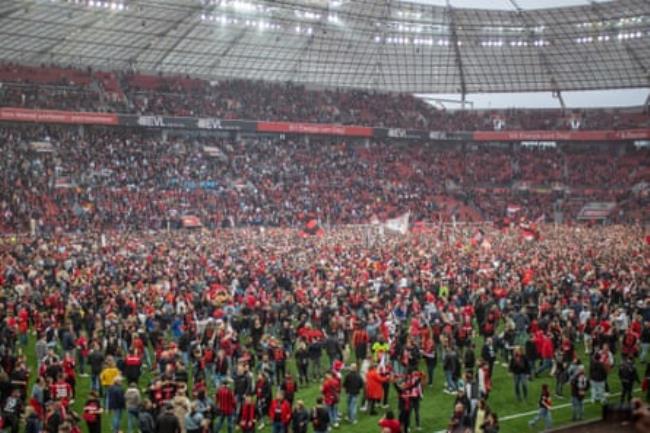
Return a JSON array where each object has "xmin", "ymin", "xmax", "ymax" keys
[{"xmin": 433, "ymin": 388, "xmax": 641, "ymax": 433}]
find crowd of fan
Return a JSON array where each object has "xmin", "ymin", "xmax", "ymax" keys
[
  {"xmin": 0, "ymin": 125, "xmax": 648, "ymax": 234},
  {"xmin": 1, "ymin": 64, "xmax": 649, "ymax": 131},
  {"xmin": 0, "ymin": 223, "xmax": 647, "ymax": 433}
]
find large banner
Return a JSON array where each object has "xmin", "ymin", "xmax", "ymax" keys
[
  {"xmin": 473, "ymin": 129, "xmax": 650, "ymax": 141},
  {"xmin": 0, "ymin": 107, "xmax": 118, "ymax": 125},
  {"xmin": 1, "ymin": 107, "xmax": 648, "ymax": 142},
  {"xmin": 373, "ymin": 128, "xmax": 435, "ymax": 140},
  {"xmin": 256, "ymin": 121, "xmax": 373, "ymax": 137},
  {"xmin": 118, "ymin": 114, "xmax": 255, "ymax": 131}
]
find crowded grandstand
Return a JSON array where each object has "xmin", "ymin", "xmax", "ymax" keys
[{"xmin": 0, "ymin": 1, "xmax": 648, "ymax": 433}]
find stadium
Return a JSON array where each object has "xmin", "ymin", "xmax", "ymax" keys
[{"xmin": 0, "ymin": 0, "xmax": 648, "ymax": 433}]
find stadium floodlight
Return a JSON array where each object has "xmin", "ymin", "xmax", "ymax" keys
[
  {"xmin": 327, "ymin": 14, "xmax": 341, "ymax": 25},
  {"xmin": 295, "ymin": 10, "xmax": 321, "ymax": 20},
  {"xmin": 230, "ymin": 1, "xmax": 256, "ymax": 13}
]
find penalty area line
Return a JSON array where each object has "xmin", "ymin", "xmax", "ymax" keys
[{"xmin": 433, "ymin": 388, "xmax": 641, "ymax": 433}]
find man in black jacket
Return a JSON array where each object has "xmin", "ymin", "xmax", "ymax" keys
[
  {"xmin": 291, "ymin": 400, "xmax": 309, "ymax": 433},
  {"xmin": 233, "ymin": 363, "xmax": 253, "ymax": 416},
  {"xmin": 155, "ymin": 403, "xmax": 181, "ymax": 433},
  {"xmin": 589, "ymin": 354, "xmax": 607, "ymax": 404},
  {"xmin": 87, "ymin": 343, "xmax": 104, "ymax": 394},
  {"xmin": 619, "ymin": 356, "xmax": 639, "ymax": 404},
  {"xmin": 138, "ymin": 400, "xmax": 156, "ymax": 433},
  {"xmin": 509, "ymin": 347, "xmax": 531, "ymax": 402},
  {"xmin": 342, "ymin": 363, "xmax": 364, "ymax": 424},
  {"xmin": 311, "ymin": 397, "xmax": 330, "ymax": 433}
]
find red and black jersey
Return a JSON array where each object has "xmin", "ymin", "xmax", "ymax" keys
[
  {"xmin": 281, "ymin": 377, "xmax": 297, "ymax": 398},
  {"xmin": 321, "ymin": 377, "xmax": 340, "ymax": 406},
  {"xmin": 149, "ymin": 386, "xmax": 164, "ymax": 406},
  {"xmin": 82, "ymin": 399, "xmax": 101, "ymax": 424},
  {"xmin": 273, "ymin": 347, "xmax": 286, "ymax": 363},
  {"xmin": 161, "ymin": 382, "xmax": 177, "ymax": 402},
  {"xmin": 239, "ymin": 402, "xmax": 256, "ymax": 429},
  {"xmin": 50, "ymin": 381, "xmax": 72, "ymax": 402},
  {"xmin": 352, "ymin": 329, "xmax": 369, "ymax": 347},
  {"xmin": 215, "ymin": 386, "xmax": 236, "ymax": 416},
  {"xmin": 268, "ymin": 399, "xmax": 291, "ymax": 425}
]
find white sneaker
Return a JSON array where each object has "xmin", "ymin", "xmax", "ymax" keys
[{"xmin": 257, "ymin": 423, "xmax": 265, "ymax": 430}]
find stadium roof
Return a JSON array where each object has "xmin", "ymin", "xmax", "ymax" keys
[
  {"xmin": 0, "ymin": 0, "xmax": 648, "ymax": 94},
  {"xmin": 407, "ymin": 0, "xmax": 611, "ymax": 11}
]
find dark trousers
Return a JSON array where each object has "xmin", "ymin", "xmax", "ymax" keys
[
  {"xmin": 382, "ymin": 382, "xmax": 390, "ymax": 405},
  {"xmin": 621, "ymin": 381, "xmax": 634, "ymax": 404}
]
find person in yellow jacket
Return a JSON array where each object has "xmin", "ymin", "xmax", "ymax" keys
[
  {"xmin": 100, "ymin": 357, "xmax": 121, "ymax": 391},
  {"xmin": 439, "ymin": 283, "xmax": 450, "ymax": 300}
]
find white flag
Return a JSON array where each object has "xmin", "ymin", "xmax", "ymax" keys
[{"xmin": 385, "ymin": 212, "xmax": 410, "ymax": 235}]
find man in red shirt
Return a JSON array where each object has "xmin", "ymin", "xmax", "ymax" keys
[
  {"xmin": 378, "ymin": 410, "xmax": 400, "ymax": 433},
  {"xmin": 215, "ymin": 379, "xmax": 236, "ymax": 433},
  {"xmin": 321, "ymin": 372, "xmax": 340, "ymax": 428},
  {"xmin": 268, "ymin": 390, "xmax": 291, "ymax": 433},
  {"xmin": 238, "ymin": 394, "xmax": 256, "ymax": 433},
  {"xmin": 535, "ymin": 333, "xmax": 554, "ymax": 377}
]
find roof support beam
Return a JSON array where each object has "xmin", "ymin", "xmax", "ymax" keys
[
  {"xmin": 624, "ymin": 40, "xmax": 649, "ymax": 78},
  {"xmin": 0, "ymin": 4, "xmax": 24, "ymax": 20},
  {"xmin": 26, "ymin": 11, "xmax": 106, "ymax": 64},
  {"xmin": 289, "ymin": 16, "xmax": 328, "ymax": 82},
  {"xmin": 509, "ymin": 0, "xmax": 565, "ymax": 109},
  {"xmin": 588, "ymin": 0, "xmax": 649, "ymax": 86},
  {"xmin": 208, "ymin": 27, "xmax": 248, "ymax": 72},
  {"xmin": 446, "ymin": 2, "xmax": 466, "ymax": 102},
  {"xmin": 153, "ymin": 7, "xmax": 203, "ymax": 71}
]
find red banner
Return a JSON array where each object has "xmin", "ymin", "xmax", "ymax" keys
[
  {"xmin": 0, "ymin": 107, "xmax": 118, "ymax": 125},
  {"xmin": 256, "ymin": 121, "xmax": 373, "ymax": 137},
  {"xmin": 473, "ymin": 129, "xmax": 650, "ymax": 142}
]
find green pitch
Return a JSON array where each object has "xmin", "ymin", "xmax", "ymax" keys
[{"xmin": 21, "ymin": 333, "xmax": 642, "ymax": 433}]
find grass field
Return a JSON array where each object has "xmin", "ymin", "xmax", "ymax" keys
[{"xmin": 21, "ymin": 332, "xmax": 644, "ymax": 433}]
